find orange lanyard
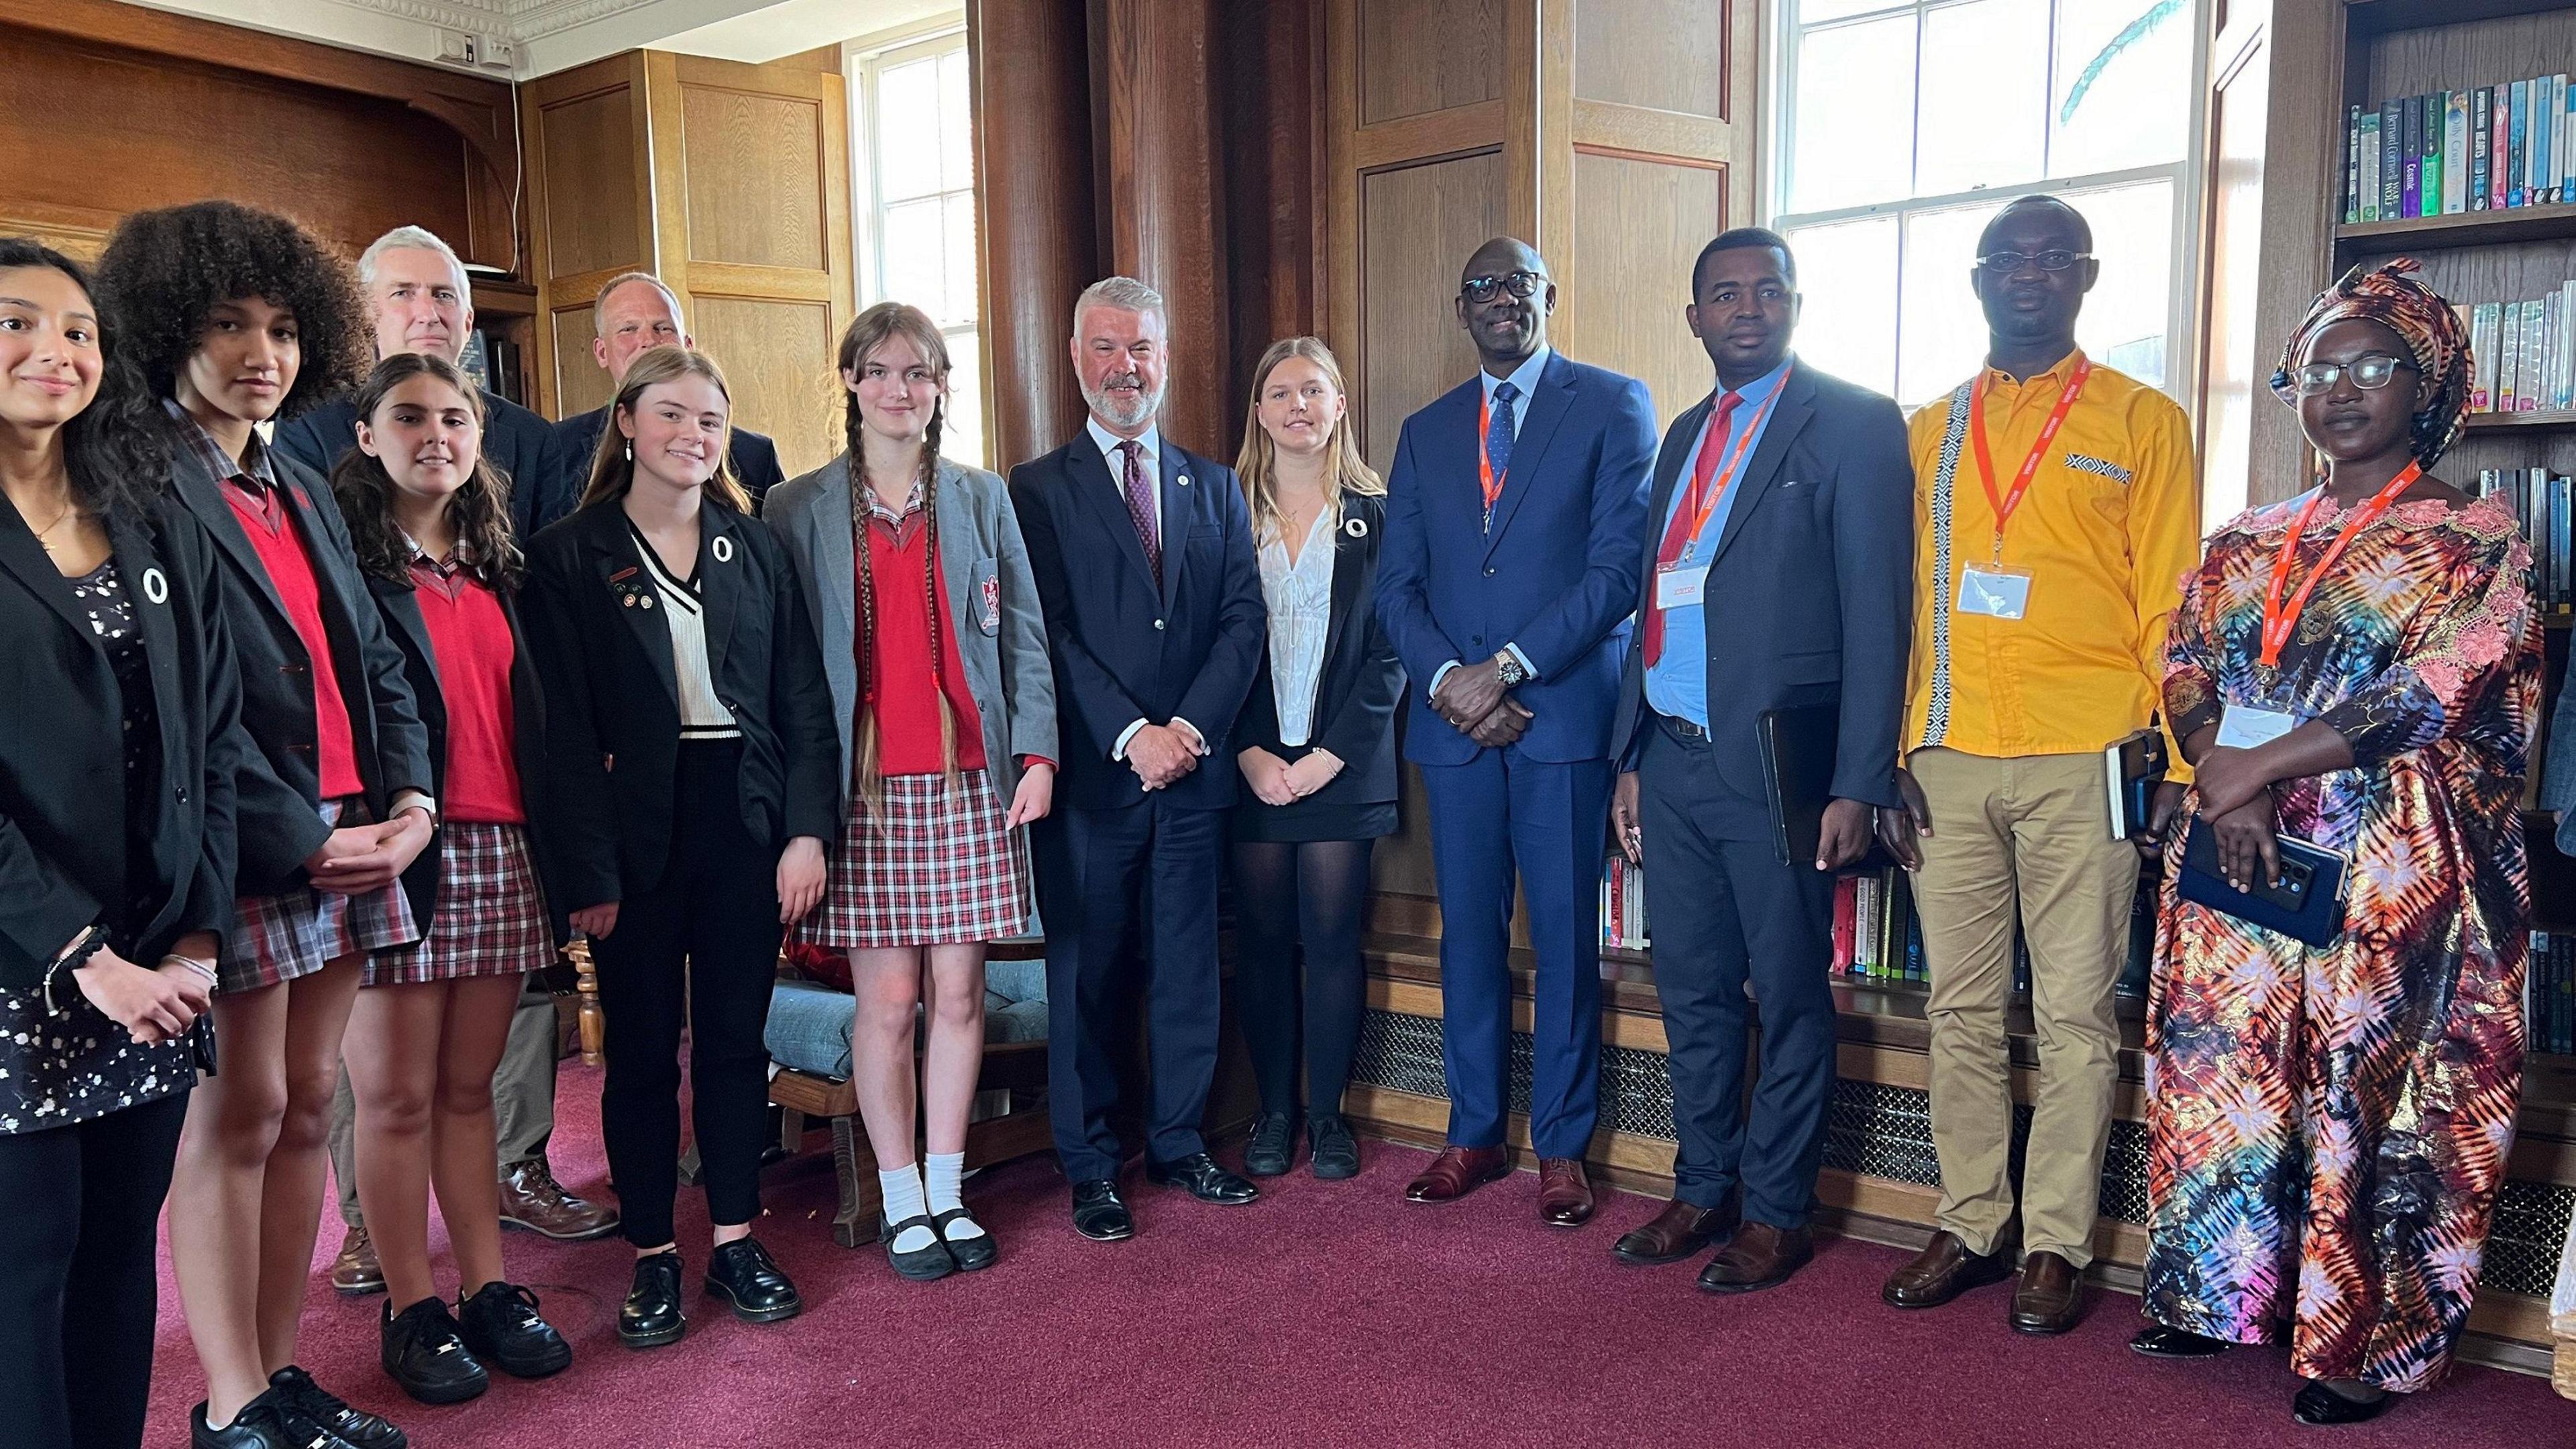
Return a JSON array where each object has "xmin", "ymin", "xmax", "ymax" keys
[
  {"xmin": 1475, "ymin": 391, "xmax": 1507, "ymax": 516},
  {"xmin": 2259, "ymin": 464, "xmax": 2423, "ymax": 667},
  {"xmin": 1669, "ymin": 369, "xmax": 1791, "ymax": 564},
  {"xmin": 1968, "ymin": 358, "xmax": 2092, "ymax": 558}
]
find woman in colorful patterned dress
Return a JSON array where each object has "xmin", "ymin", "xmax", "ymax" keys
[{"xmin": 2133, "ymin": 259, "xmax": 2536, "ymax": 1426}]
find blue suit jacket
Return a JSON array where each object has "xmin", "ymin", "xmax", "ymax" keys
[
  {"xmin": 1008, "ymin": 435, "xmax": 1266, "ymax": 812},
  {"xmin": 273, "ymin": 388, "xmax": 575, "ymax": 538},
  {"xmin": 1609, "ymin": 363, "xmax": 1914, "ymax": 820},
  {"xmin": 1376, "ymin": 351, "xmax": 1656, "ymax": 765}
]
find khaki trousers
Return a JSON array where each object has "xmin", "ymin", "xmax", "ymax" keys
[{"xmin": 1909, "ymin": 747, "xmax": 2136, "ymax": 1267}]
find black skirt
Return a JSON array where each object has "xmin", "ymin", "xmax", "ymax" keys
[{"xmin": 1231, "ymin": 743, "xmax": 1398, "ymax": 844}]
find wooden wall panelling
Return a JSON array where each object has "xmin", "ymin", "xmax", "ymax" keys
[
  {"xmin": 691, "ymin": 296, "xmax": 844, "ymax": 473},
  {"xmin": 519, "ymin": 54, "xmax": 655, "ymax": 420},
  {"xmin": 1357, "ymin": 0, "xmax": 1507, "ymax": 125},
  {"xmin": 1220, "ymin": 0, "xmax": 1328, "ymax": 423},
  {"xmin": 1356, "ymin": 153, "xmax": 1511, "ymax": 480},
  {"xmin": 1568, "ymin": 151, "xmax": 1726, "ymax": 423}
]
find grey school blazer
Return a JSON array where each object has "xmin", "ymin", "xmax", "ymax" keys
[{"xmin": 767, "ymin": 453, "xmax": 1057, "ymax": 806}]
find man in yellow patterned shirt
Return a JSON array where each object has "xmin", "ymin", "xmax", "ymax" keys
[{"xmin": 1874, "ymin": 196, "xmax": 2201, "ymax": 1336}]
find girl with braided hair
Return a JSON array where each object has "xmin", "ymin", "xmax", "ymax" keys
[
  {"xmin": 768, "ymin": 303, "xmax": 1057, "ymax": 1281},
  {"xmin": 2133, "ymin": 259, "xmax": 2538, "ymax": 1424}
]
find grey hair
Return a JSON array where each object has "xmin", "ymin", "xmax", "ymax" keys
[
  {"xmin": 357, "ymin": 225, "xmax": 471, "ymax": 305},
  {"xmin": 1072, "ymin": 275, "xmax": 1166, "ymax": 335},
  {"xmin": 592, "ymin": 270, "xmax": 687, "ymax": 338}
]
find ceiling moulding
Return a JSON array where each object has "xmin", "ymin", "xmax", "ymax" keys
[{"xmin": 113, "ymin": 0, "xmax": 801, "ymax": 77}]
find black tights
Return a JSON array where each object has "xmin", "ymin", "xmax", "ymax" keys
[{"xmin": 1231, "ymin": 838, "xmax": 1373, "ymax": 1118}]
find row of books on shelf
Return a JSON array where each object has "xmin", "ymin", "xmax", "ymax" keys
[
  {"xmin": 1601, "ymin": 856, "xmax": 1649, "ymax": 951},
  {"xmin": 1831, "ymin": 868, "xmax": 2155, "ymax": 998},
  {"xmin": 2473, "ymin": 466, "xmax": 2576, "ymax": 608},
  {"xmin": 2344, "ymin": 76, "xmax": 2576, "ymax": 223},
  {"xmin": 2461, "ymin": 290, "xmax": 2576, "ymax": 415},
  {"xmin": 456, "ymin": 329, "xmax": 527, "ymax": 409},
  {"xmin": 2530, "ymin": 932, "xmax": 2576, "ymax": 1056}
]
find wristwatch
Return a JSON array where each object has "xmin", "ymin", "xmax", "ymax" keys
[{"xmin": 1492, "ymin": 649, "xmax": 1530, "ymax": 689}]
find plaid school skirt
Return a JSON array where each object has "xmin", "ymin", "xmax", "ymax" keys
[
  {"xmin": 798, "ymin": 769, "xmax": 1030, "ymax": 950},
  {"xmin": 221, "ymin": 798, "xmax": 421, "ymax": 994},
  {"xmin": 362, "ymin": 822, "xmax": 553, "ymax": 987}
]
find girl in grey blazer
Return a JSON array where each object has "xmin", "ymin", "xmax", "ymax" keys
[{"xmin": 765, "ymin": 303, "xmax": 1055, "ymax": 1281}]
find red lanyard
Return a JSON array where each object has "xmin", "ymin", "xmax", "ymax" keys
[
  {"xmin": 1968, "ymin": 358, "xmax": 2092, "ymax": 556},
  {"xmin": 2259, "ymin": 463, "xmax": 2423, "ymax": 667},
  {"xmin": 1475, "ymin": 392, "xmax": 1506, "ymax": 515},
  {"xmin": 1670, "ymin": 370, "xmax": 1791, "ymax": 561}
]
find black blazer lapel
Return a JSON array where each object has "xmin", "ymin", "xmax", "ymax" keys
[
  {"xmin": 1643, "ymin": 396, "xmax": 1713, "ymax": 578},
  {"xmin": 167, "ymin": 447, "xmax": 295, "ymax": 631},
  {"xmin": 1483, "ymin": 353, "xmax": 1577, "ymax": 558},
  {"xmin": 600, "ymin": 516, "xmax": 682, "ymax": 711},
  {"xmin": 1703, "ymin": 367, "xmax": 1818, "ymax": 571},
  {"xmin": 697, "ymin": 501, "xmax": 741, "ymax": 690},
  {"xmin": 0, "ymin": 504, "xmax": 93, "ymax": 640},
  {"xmin": 1316, "ymin": 494, "xmax": 1373, "ymax": 690},
  {"xmin": 368, "ymin": 580, "xmax": 443, "ymax": 733},
  {"xmin": 1157, "ymin": 441, "xmax": 1191, "ymax": 614},
  {"xmin": 1065, "ymin": 441, "xmax": 1159, "ymax": 596}
]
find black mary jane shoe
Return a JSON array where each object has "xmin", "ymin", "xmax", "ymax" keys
[
  {"xmin": 268, "ymin": 1365, "xmax": 408, "ymax": 1449},
  {"xmin": 2129, "ymin": 1324, "xmax": 2229, "ymax": 1360},
  {"xmin": 880, "ymin": 1213, "xmax": 957, "ymax": 1281},
  {"xmin": 1071, "ymin": 1178, "xmax": 1134, "ymax": 1242},
  {"xmin": 933, "ymin": 1206, "xmax": 998, "ymax": 1271},
  {"xmin": 191, "ymin": 1398, "xmax": 294, "ymax": 1449},
  {"xmin": 380, "ymin": 1295, "xmax": 489, "ymax": 1405},
  {"xmin": 706, "ymin": 1236, "xmax": 804, "ymax": 1322},
  {"xmin": 1309, "ymin": 1114, "xmax": 1360, "ymax": 1180},
  {"xmin": 2292, "ymin": 1381, "xmax": 2390, "ymax": 1427},
  {"xmin": 1145, "ymin": 1151, "xmax": 1262, "ymax": 1204},
  {"xmin": 458, "ymin": 1281, "xmax": 574, "ymax": 1379},
  {"xmin": 619, "ymin": 1250, "xmax": 688, "ymax": 1349},
  {"xmin": 1243, "ymin": 1112, "xmax": 1295, "ymax": 1177}
]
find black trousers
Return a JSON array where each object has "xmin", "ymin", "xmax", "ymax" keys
[
  {"xmin": 1230, "ymin": 837, "xmax": 1375, "ymax": 1118},
  {"xmin": 1638, "ymin": 720, "xmax": 1838, "ymax": 1229},
  {"xmin": 593, "ymin": 741, "xmax": 783, "ymax": 1248},
  {"xmin": 1031, "ymin": 795, "xmax": 1224, "ymax": 1181},
  {"xmin": 0, "ymin": 1091, "xmax": 189, "ymax": 1449}
]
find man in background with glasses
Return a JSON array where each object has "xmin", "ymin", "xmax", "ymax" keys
[
  {"xmin": 1375, "ymin": 237, "xmax": 1655, "ymax": 1226},
  {"xmin": 1874, "ymin": 195, "xmax": 2200, "ymax": 1336}
]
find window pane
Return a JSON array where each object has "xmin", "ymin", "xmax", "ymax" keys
[
  {"xmin": 2051, "ymin": 0, "xmax": 2194, "ymax": 177},
  {"xmin": 881, "ymin": 196, "xmax": 949, "ymax": 320},
  {"xmin": 1896, "ymin": 199, "xmax": 2007, "ymax": 407},
  {"xmin": 938, "ymin": 49, "xmax": 975, "ymax": 194},
  {"xmin": 1782, "ymin": 215, "xmax": 1901, "ymax": 398},
  {"xmin": 943, "ymin": 326, "xmax": 985, "ymax": 469},
  {"xmin": 942, "ymin": 191, "xmax": 981, "ymax": 330},
  {"xmin": 875, "ymin": 57, "xmax": 943, "ymax": 202},
  {"xmin": 2065, "ymin": 179, "xmax": 2176, "ymax": 388},
  {"xmin": 1789, "ymin": 14, "xmax": 1917, "ymax": 213},
  {"xmin": 1799, "ymin": 0, "xmax": 1909, "ymax": 21},
  {"xmin": 1915, "ymin": 0, "xmax": 2048, "ymax": 197}
]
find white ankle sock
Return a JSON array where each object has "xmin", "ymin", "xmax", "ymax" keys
[
  {"xmin": 879, "ymin": 1163, "xmax": 936, "ymax": 1252},
  {"xmin": 924, "ymin": 1151, "xmax": 983, "ymax": 1240}
]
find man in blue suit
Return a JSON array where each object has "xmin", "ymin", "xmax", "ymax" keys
[
  {"xmin": 1604, "ymin": 229, "xmax": 1911, "ymax": 1293},
  {"xmin": 1010, "ymin": 276, "xmax": 1268, "ymax": 1242},
  {"xmin": 1377, "ymin": 237, "xmax": 1656, "ymax": 1226}
]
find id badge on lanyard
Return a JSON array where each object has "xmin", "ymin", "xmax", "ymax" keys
[
  {"xmin": 1955, "ymin": 565, "xmax": 2032, "ymax": 619},
  {"xmin": 1956, "ymin": 360, "xmax": 2092, "ymax": 623},
  {"xmin": 1656, "ymin": 561, "xmax": 1711, "ymax": 610}
]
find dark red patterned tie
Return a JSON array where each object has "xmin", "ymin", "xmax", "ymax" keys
[{"xmin": 1120, "ymin": 439, "xmax": 1161, "ymax": 584}]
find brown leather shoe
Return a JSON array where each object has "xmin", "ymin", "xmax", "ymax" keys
[
  {"xmin": 500, "ymin": 1157, "xmax": 621, "ymax": 1240},
  {"xmin": 1613, "ymin": 1196, "xmax": 1735, "ymax": 1265},
  {"xmin": 1403, "ymin": 1145, "xmax": 1511, "ymax": 1203},
  {"xmin": 1697, "ymin": 1221, "xmax": 1813, "ymax": 1294},
  {"xmin": 1536, "ymin": 1158, "xmax": 1594, "ymax": 1227},
  {"xmin": 1882, "ymin": 1230, "xmax": 2017, "ymax": 1309},
  {"xmin": 2009, "ymin": 1250, "xmax": 2084, "ymax": 1334},
  {"xmin": 329, "ymin": 1226, "xmax": 384, "ymax": 1296}
]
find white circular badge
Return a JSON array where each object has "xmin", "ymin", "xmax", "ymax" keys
[
  {"xmin": 710, "ymin": 535, "xmax": 735, "ymax": 564},
  {"xmin": 140, "ymin": 567, "xmax": 170, "ymax": 604},
  {"xmin": 1343, "ymin": 517, "xmax": 1368, "ymax": 539}
]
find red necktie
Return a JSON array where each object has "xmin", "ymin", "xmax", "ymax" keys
[{"xmin": 1642, "ymin": 390, "xmax": 1740, "ymax": 667}]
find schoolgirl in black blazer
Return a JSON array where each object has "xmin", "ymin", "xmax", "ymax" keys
[{"xmin": 521, "ymin": 345, "xmax": 835, "ymax": 1349}]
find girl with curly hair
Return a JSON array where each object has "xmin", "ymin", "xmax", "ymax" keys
[{"xmin": 94, "ymin": 200, "xmax": 433, "ymax": 1449}]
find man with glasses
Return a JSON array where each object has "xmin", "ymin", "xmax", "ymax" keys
[
  {"xmin": 1375, "ymin": 237, "xmax": 1655, "ymax": 1224},
  {"xmin": 1874, "ymin": 195, "xmax": 2199, "ymax": 1334}
]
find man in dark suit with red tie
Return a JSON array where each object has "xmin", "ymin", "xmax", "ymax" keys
[
  {"xmin": 1604, "ymin": 229, "xmax": 1912, "ymax": 1293},
  {"xmin": 1009, "ymin": 276, "xmax": 1268, "ymax": 1242}
]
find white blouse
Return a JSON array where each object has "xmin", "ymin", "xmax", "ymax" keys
[
  {"xmin": 633, "ymin": 524, "xmax": 740, "ymax": 739},
  {"xmin": 1258, "ymin": 508, "xmax": 1338, "ymax": 747}
]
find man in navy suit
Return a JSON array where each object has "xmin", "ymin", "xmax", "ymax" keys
[
  {"xmin": 1010, "ymin": 276, "xmax": 1268, "ymax": 1242},
  {"xmin": 1604, "ymin": 229, "xmax": 1911, "ymax": 1293},
  {"xmin": 553, "ymin": 271, "xmax": 788, "ymax": 509},
  {"xmin": 1376, "ymin": 237, "xmax": 1655, "ymax": 1226}
]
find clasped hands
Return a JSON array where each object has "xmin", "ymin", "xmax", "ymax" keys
[
  {"xmin": 1431, "ymin": 657, "xmax": 1532, "ymax": 749},
  {"xmin": 1126, "ymin": 720, "xmax": 1203, "ymax": 791},
  {"xmin": 300, "ymin": 805, "xmax": 435, "ymax": 896},
  {"xmin": 74, "ymin": 928, "xmax": 217, "ymax": 1046},
  {"xmin": 1239, "ymin": 746, "xmax": 1344, "ymax": 806}
]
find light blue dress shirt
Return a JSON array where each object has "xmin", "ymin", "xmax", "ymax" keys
[{"xmin": 1643, "ymin": 356, "xmax": 1793, "ymax": 730}]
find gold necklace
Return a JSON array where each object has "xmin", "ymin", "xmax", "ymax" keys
[{"xmin": 26, "ymin": 497, "xmax": 80, "ymax": 552}]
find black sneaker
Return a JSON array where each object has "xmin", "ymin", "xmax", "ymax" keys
[
  {"xmin": 706, "ymin": 1236, "xmax": 802, "ymax": 1323},
  {"xmin": 380, "ymin": 1296, "xmax": 488, "ymax": 1405},
  {"xmin": 620, "ymin": 1250, "xmax": 687, "ymax": 1349},
  {"xmin": 191, "ymin": 1398, "xmax": 292, "ymax": 1449},
  {"xmin": 1309, "ymin": 1113, "xmax": 1360, "ymax": 1179},
  {"xmin": 1244, "ymin": 1112, "xmax": 1295, "ymax": 1177},
  {"xmin": 458, "ymin": 1281, "xmax": 574, "ymax": 1379},
  {"xmin": 268, "ymin": 1365, "xmax": 407, "ymax": 1449}
]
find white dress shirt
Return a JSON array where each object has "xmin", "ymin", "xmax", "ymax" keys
[{"xmin": 1258, "ymin": 508, "xmax": 1338, "ymax": 747}]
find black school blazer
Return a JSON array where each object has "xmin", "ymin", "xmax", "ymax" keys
[
  {"xmin": 164, "ymin": 435, "xmax": 436, "ymax": 904},
  {"xmin": 1234, "ymin": 491, "xmax": 1405, "ymax": 810},
  {"xmin": 521, "ymin": 497, "xmax": 839, "ymax": 912},
  {"xmin": 0, "ymin": 499, "xmax": 267, "ymax": 989}
]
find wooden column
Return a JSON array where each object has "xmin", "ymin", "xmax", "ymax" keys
[
  {"xmin": 1220, "ymin": 0, "xmax": 1326, "ymax": 411},
  {"xmin": 969, "ymin": 0, "xmax": 1097, "ymax": 471}
]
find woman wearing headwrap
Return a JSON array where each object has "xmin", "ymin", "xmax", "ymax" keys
[{"xmin": 2129, "ymin": 258, "xmax": 2538, "ymax": 1424}]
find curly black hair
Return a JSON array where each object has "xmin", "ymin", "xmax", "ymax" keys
[
  {"xmin": 89, "ymin": 201, "xmax": 370, "ymax": 443},
  {"xmin": 331, "ymin": 353, "xmax": 523, "ymax": 592},
  {"xmin": 0, "ymin": 237, "xmax": 170, "ymax": 523}
]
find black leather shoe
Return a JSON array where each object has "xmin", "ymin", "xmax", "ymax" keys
[
  {"xmin": 880, "ymin": 1213, "xmax": 957, "ymax": 1282},
  {"xmin": 1146, "ymin": 1151, "xmax": 1261, "ymax": 1204},
  {"xmin": 619, "ymin": 1250, "xmax": 687, "ymax": 1349},
  {"xmin": 706, "ymin": 1237, "xmax": 802, "ymax": 1323},
  {"xmin": 457, "ymin": 1281, "xmax": 573, "ymax": 1379},
  {"xmin": 1309, "ymin": 1114, "xmax": 1360, "ymax": 1180},
  {"xmin": 933, "ymin": 1206, "xmax": 998, "ymax": 1271},
  {"xmin": 2292, "ymin": 1381, "xmax": 2390, "ymax": 1426},
  {"xmin": 2129, "ymin": 1324, "xmax": 2228, "ymax": 1360},
  {"xmin": 268, "ymin": 1365, "xmax": 407, "ymax": 1449},
  {"xmin": 1071, "ymin": 1178, "xmax": 1134, "ymax": 1241},
  {"xmin": 1244, "ymin": 1112, "xmax": 1295, "ymax": 1177},
  {"xmin": 380, "ymin": 1296, "xmax": 488, "ymax": 1405},
  {"xmin": 191, "ymin": 1399, "xmax": 292, "ymax": 1449}
]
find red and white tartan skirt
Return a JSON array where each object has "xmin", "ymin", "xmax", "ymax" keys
[
  {"xmin": 363, "ymin": 822, "xmax": 553, "ymax": 987},
  {"xmin": 221, "ymin": 798, "xmax": 421, "ymax": 994},
  {"xmin": 798, "ymin": 769, "xmax": 1030, "ymax": 949}
]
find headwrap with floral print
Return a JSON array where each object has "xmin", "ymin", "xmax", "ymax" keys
[{"xmin": 2271, "ymin": 256, "xmax": 2473, "ymax": 466}]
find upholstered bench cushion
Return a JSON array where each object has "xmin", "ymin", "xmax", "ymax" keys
[{"xmin": 767, "ymin": 979, "xmax": 856, "ymax": 1079}]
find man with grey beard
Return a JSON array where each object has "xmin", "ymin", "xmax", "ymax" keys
[{"xmin": 1008, "ymin": 276, "xmax": 1268, "ymax": 1242}]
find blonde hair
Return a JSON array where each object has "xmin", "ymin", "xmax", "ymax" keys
[
  {"xmin": 1234, "ymin": 336, "xmax": 1382, "ymax": 540},
  {"xmin": 580, "ymin": 345, "xmax": 751, "ymax": 513}
]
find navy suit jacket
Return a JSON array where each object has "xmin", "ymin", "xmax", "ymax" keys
[
  {"xmin": 1376, "ymin": 350, "xmax": 1656, "ymax": 766},
  {"xmin": 1008, "ymin": 434, "xmax": 1265, "ymax": 812},
  {"xmin": 554, "ymin": 405, "xmax": 786, "ymax": 513},
  {"xmin": 1609, "ymin": 362, "xmax": 1914, "ymax": 818},
  {"xmin": 273, "ymin": 388, "xmax": 576, "ymax": 539}
]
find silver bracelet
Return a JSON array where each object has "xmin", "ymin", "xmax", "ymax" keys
[{"xmin": 162, "ymin": 955, "xmax": 219, "ymax": 983}]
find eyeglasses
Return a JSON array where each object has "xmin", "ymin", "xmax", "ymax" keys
[
  {"xmin": 1460, "ymin": 270, "xmax": 1546, "ymax": 305},
  {"xmin": 1975, "ymin": 250, "xmax": 2092, "ymax": 274},
  {"xmin": 2279, "ymin": 354, "xmax": 2419, "ymax": 399}
]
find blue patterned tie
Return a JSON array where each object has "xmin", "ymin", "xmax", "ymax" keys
[{"xmin": 1483, "ymin": 380, "xmax": 1519, "ymax": 529}]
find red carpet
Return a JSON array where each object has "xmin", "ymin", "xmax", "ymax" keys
[{"xmin": 148, "ymin": 1066, "xmax": 2570, "ymax": 1448}]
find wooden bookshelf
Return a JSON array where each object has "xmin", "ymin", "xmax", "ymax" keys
[
  {"xmin": 2350, "ymin": 0, "xmax": 2576, "ymax": 38},
  {"xmin": 2467, "ymin": 407, "xmax": 2576, "ymax": 429},
  {"xmin": 2338, "ymin": 201, "xmax": 2576, "ymax": 250}
]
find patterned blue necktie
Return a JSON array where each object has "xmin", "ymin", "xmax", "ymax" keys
[{"xmin": 1483, "ymin": 380, "xmax": 1519, "ymax": 530}]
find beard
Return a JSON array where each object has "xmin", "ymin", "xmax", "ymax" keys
[{"xmin": 1081, "ymin": 368, "xmax": 1165, "ymax": 431}]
